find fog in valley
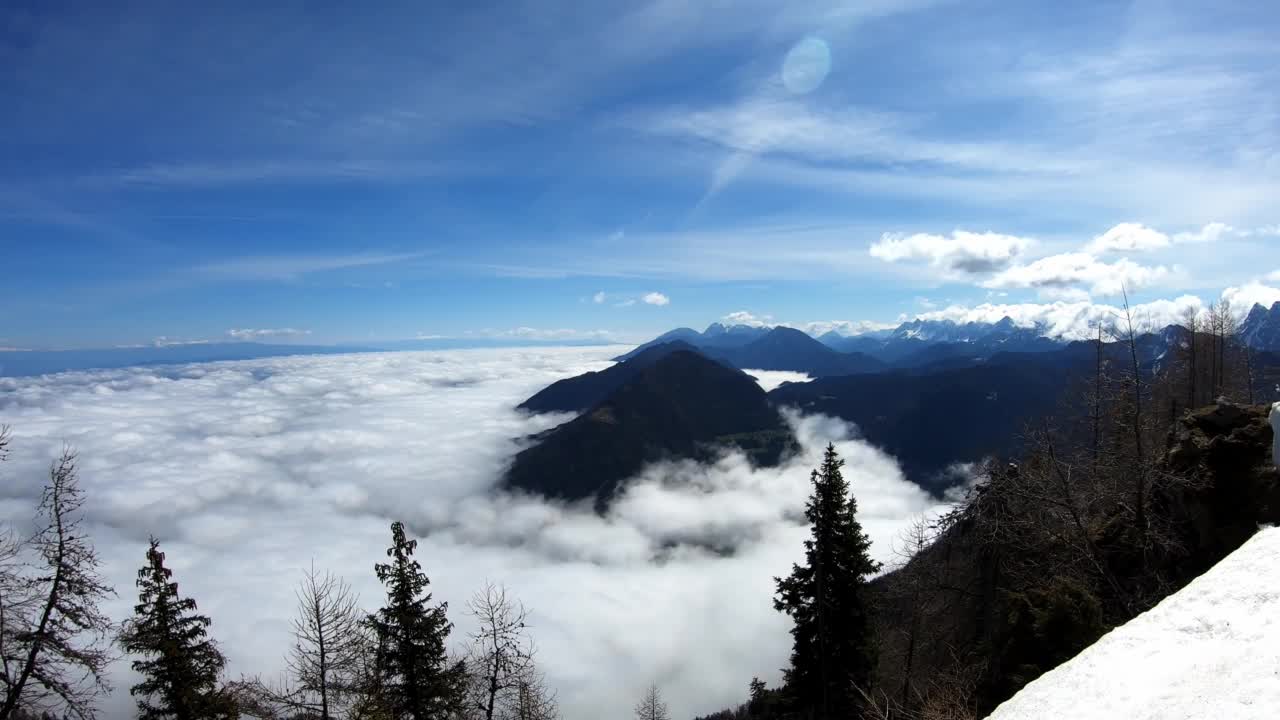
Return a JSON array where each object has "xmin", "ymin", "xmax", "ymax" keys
[{"xmin": 0, "ymin": 347, "xmax": 950, "ymax": 720}]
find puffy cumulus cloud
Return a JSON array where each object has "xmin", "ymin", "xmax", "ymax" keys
[
  {"xmin": 1084, "ymin": 223, "xmax": 1170, "ymax": 254},
  {"xmin": 1086, "ymin": 221, "xmax": 1234, "ymax": 254},
  {"xmin": 592, "ymin": 291, "xmax": 607, "ymax": 304},
  {"xmin": 982, "ymin": 252, "xmax": 1172, "ymax": 297},
  {"xmin": 642, "ymin": 292, "xmax": 670, "ymax": 306},
  {"xmin": 869, "ymin": 230, "xmax": 1033, "ymax": 274},
  {"xmin": 912, "ymin": 295, "xmax": 1207, "ymax": 340},
  {"xmin": 722, "ymin": 311, "xmax": 774, "ymax": 327},
  {"xmin": 1221, "ymin": 283, "xmax": 1280, "ymax": 313},
  {"xmin": 226, "ymin": 327, "xmax": 312, "ymax": 340},
  {"xmin": 0, "ymin": 348, "xmax": 945, "ymax": 720}
]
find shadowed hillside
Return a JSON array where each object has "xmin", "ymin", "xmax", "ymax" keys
[{"xmin": 505, "ymin": 350, "xmax": 794, "ymax": 509}]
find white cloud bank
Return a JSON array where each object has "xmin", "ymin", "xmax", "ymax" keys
[
  {"xmin": 1084, "ymin": 223, "xmax": 1172, "ymax": 254},
  {"xmin": 1221, "ymin": 283, "xmax": 1280, "ymax": 312},
  {"xmin": 1085, "ymin": 222, "xmax": 1236, "ymax": 254},
  {"xmin": 912, "ymin": 295, "xmax": 1209, "ymax": 340},
  {"xmin": 0, "ymin": 348, "xmax": 945, "ymax": 720},
  {"xmin": 982, "ymin": 252, "xmax": 1172, "ymax": 297}
]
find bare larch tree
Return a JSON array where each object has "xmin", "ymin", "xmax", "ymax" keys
[
  {"xmin": 633, "ymin": 684, "xmax": 670, "ymax": 720},
  {"xmin": 463, "ymin": 583, "xmax": 538, "ymax": 720},
  {"xmin": 505, "ymin": 674, "xmax": 559, "ymax": 720},
  {"xmin": 288, "ymin": 564, "xmax": 364, "ymax": 720},
  {"xmin": 231, "ymin": 564, "xmax": 365, "ymax": 720},
  {"xmin": 0, "ymin": 448, "xmax": 115, "ymax": 720}
]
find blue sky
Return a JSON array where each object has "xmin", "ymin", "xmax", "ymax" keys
[{"xmin": 2, "ymin": 0, "xmax": 1279, "ymax": 349}]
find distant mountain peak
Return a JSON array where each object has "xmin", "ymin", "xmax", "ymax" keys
[
  {"xmin": 1240, "ymin": 301, "xmax": 1280, "ymax": 351},
  {"xmin": 762, "ymin": 325, "xmax": 812, "ymax": 340},
  {"xmin": 522, "ymin": 340, "xmax": 711, "ymax": 414}
]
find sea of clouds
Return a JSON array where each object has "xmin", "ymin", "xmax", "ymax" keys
[{"xmin": 0, "ymin": 347, "xmax": 949, "ymax": 720}]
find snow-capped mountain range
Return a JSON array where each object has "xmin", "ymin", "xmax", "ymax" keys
[{"xmin": 623, "ymin": 302, "xmax": 1280, "ymax": 373}]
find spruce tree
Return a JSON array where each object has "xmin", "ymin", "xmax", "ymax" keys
[
  {"xmin": 774, "ymin": 444, "xmax": 880, "ymax": 720},
  {"xmin": 118, "ymin": 538, "xmax": 237, "ymax": 720},
  {"xmin": 367, "ymin": 522, "xmax": 465, "ymax": 720}
]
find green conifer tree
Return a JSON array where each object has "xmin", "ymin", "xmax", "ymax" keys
[
  {"xmin": 774, "ymin": 444, "xmax": 881, "ymax": 719},
  {"xmin": 367, "ymin": 522, "xmax": 465, "ymax": 720},
  {"xmin": 118, "ymin": 538, "xmax": 237, "ymax": 720}
]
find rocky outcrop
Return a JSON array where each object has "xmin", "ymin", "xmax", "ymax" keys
[{"xmin": 1161, "ymin": 402, "xmax": 1280, "ymax": 569}]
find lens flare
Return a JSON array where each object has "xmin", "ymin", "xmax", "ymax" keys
[{"xmin": 782, "ymin": 36, "xmax": 831, "ymax": 94}]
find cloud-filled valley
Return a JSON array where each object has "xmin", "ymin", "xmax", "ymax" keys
[{"xmin": 0, "ymin": 348, "xmax": 949, "ymax": 720}]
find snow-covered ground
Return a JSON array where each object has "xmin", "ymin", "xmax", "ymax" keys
[{"xmin": 988, "ymin": 526, "xmax": 1280, "ymax": 720}]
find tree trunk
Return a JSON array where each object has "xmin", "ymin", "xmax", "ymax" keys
[{"xmin": 0, "ymin": 492, "xmax": 65, "ymax": 720}]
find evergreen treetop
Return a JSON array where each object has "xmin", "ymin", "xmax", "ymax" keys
[
  {"xmin": 118, "ymin": 538, "xmax": 236, "ymax": 720},
  {"xmin": 367, "ymin": 521, "xmax": 465, "ymax": 720},
  {"xmin": 774, "ymin": 444, "xmax": 880, "ymax": 720}
]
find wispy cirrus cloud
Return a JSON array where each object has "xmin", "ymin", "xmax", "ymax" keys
[
  {"xmin": 226, "ymin": 328, "xmax": 312, "ymax": 341},
  {"xmin": 159, "ymin": 337, "xmax": 212, "ymax": 347},
  {"xmin": 484, "ymin": 327, "xmax": 622, "ymax": 342},
  {"xmin": 196, "ymin": 252, "xmax": 423, "ymax": 281}
]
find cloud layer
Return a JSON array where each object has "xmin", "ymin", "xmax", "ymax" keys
[{"xmin": 0, "ymin": 348, "xmax": 945, "ymax": 720}]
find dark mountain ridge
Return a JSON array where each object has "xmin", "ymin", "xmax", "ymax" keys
[
  {"xmin": 504, "ymin": 350, "xmax": 794, "ymax": 509},
  {"xmin": 769, "ymin": 352, "xmax": 1073, "ymax": 492},
  {"xmin": 709, "ymin": 326, "xmax": 886, "ymax": 376},
  {"xmin": 613, "ymin": 323, "xmax": 768, "ymax": 362},
  {"xmin": 517, "ymin": 340, "xmax": 710, "ymax": 414}
]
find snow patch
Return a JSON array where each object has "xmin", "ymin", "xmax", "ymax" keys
[{"xmin": 988, "ymin": 526, "xmax": 1280, "ymax": 720}]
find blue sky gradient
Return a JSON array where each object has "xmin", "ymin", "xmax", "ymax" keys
[{"xmin": 3, "ymin": 0, "xmax": 1279, "ymax": 349}]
